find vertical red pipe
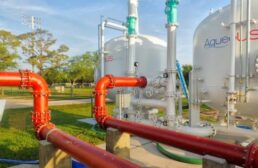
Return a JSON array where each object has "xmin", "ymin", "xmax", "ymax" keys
[
  {"xmin": 0, "ymin": 71, "xmax": 139, "ymax": 168},
  {"xmin": 94, "ymin": 75, "xmax": 258, "ymax": 168}
]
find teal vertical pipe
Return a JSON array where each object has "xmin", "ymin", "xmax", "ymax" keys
[{"xmin": 165, "ymin": 0, "xmax": 179, "ymax": 25}]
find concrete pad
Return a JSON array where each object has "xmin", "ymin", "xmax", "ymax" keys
[
  {"xmin": 98, "ymin": 136, "xmax": 202, "ymax": 168},
  {"xmin": 77, "ymin": 118, "xmax": 96, "ymax": 125}
]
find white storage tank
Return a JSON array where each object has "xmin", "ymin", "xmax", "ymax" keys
[
  {"xmin": 96, "ymin": 34, "xmax": 167, "ymax": 99},
  {"xmin": 193, "ymin": 1, "xmax": 258, "ymax": 116}
]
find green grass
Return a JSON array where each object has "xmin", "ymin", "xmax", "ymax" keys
[
  {"xmin": 0, "ymin": 103, "xmax": 115, "ymax": 168},
  {"xmin": 0, "ymin": 87, "xmax": 93, "ymax": 101}
]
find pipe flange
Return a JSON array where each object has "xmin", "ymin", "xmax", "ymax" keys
[
  {"xmin": 32, "ymin": 91, "xmax": 50, "ymax": 97},
  {"xmin": 19, "ymin": 70, "xmax": 32, "ymax": 89},
  {"xmin": 165, "ymin": 91, "xmax": 176, "ymax": 98},
  {"xmin": 245, "ymin": 143, "xmax": 258, "ymax": 168},
  {"xmin": 106, "ymin": 75, "xmax": 115, "ymax": 88},
  {"xmin": 100, "ymin": 115, "xmax": 111, "ymax": 128},
  {"xmin": 166, "ymin": 23, "xmax": 179, "ymax": 28},
  {"xmin": 45, "ymin": 127, "xmax": 59, "ymax": 141},
  {"xmin": 93, "ymin": 90, "xmax": 108, "ymax": 96},
  {"xmin": 165, "ymin": 69, "xmax": 177, "ymax": 74},
  {"xmin": 36, "ymin": 123, "xmax": 56, "ymax": 140},
  {"xmin": 139, "ymin": 76, "xmax": 147, "ymax": 88}
]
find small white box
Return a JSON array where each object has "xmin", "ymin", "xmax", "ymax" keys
[{"xmin": 0, "ymin": 99, "xmax": 6, "ymax": 122}]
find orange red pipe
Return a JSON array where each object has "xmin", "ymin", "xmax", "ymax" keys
[
  {"xmin": 94, "ymin": 75, "xmax": 258, "ymax": 168},
  {"xmin": 0, "ymin": 71, "xmax": 139, "ymax": 168}
]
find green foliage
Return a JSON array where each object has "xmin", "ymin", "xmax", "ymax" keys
[
  {"xmin": 18, "ymin": 29, "xmax": 69, "ymax": 74},
  {"xmin": 0, "ymin": 30, "xmax": 20, "ymax": 71},
  {"xmin": 182, "ymin": 64, "xmax": 192, "ymax": 86},
  {"xmin": 66, "ymin": 52, "xmax": 98, "ymax": 84}
]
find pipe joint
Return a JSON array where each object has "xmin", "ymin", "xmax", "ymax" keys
[
  {"xmin": 165, "ymin": 91, "xmax": 176, "ymax": 98},
  {"xmin": 32, "ymin": 91, "xmax": 50, "ymax": 97},
  {"xmin": 165, "ymin": 68, "xmax": 177, "ymax": 74},
  {"xmin": 36, "ymin": 123, "xmax": 55, "ymax": 140},
  {"xmin": 245, "ymin": 143, "xmax": 258, "ymax": 167},
  {"xmin": 93, "ymin": 90, "xmax": 108, "ymax": 96},
  {"xmin": 19, "ymin": 70, "xmax": 32, "ymax": 89},
  {"xmin": 106, "ymin": 75, "xmax": 116, "ymax": 88},
  {"xmin": 94, "ymin": 106, "xmax": 111, "ymax": 128},
  {"xmin": 138, "ymin": 76, "xmax": 147, "ymax": 88}
]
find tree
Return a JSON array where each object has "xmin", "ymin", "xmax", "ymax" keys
[
  {"xmin": 182, "ymin": 64, "xmax": 192, "ymax": 86},
  {"xmin": 18, "ymin": 29, "xmax": 69, "ymax": 75},
  {"xmin": 65, "ymin": 52, "xmax": 97, "ymax": 96},
  {"xmin": 42, "ymin": 44, "xmax": 69, "ymax": 85},
  {"xmin": 0, "ymin": 30, "xmax": 20, "ymax": 71}
]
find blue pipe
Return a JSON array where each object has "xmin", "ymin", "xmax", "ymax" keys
[
  {"xmin": 0, "ymin": 158, "xmax": 39, "ymax": 164},
  {"xmin": 176, "ymin": 60, "xmax": 189, "ymax": 100}
]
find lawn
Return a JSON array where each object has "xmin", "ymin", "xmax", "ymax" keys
[
  {"xmin": 0, "ymin": 103, "xmax": 115, "ymax": 168},
  {"xmin": 0, "ymin": 87, "xmax": 93, "ymax": 101}
]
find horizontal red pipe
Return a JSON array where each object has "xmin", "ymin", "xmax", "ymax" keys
[
  {"xmin": 0, "ymin": 71, "xmax": 139, "ymax": 168},
  {"xmin": 94, "ymin": 75, "xmax": 258, "ymax": 168},
  {"xmin": 106, "ymin": 118, "xmax": 254, "ymax": 167},
  {"xmin": 40, "ymin": 127, "xmax": 138, "ymax": 168}
]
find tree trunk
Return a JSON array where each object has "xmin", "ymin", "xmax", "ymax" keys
[{"xmin": 70, "ymin": 82, "xmax": 75, "ymax": 97}]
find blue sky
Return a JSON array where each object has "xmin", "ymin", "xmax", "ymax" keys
[{"xmin": 0, "ymin": 0, "xmax": 229, "ymax": 67}]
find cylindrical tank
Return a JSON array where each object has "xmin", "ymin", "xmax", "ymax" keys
[
  {"xmin": 193, "ymin": 1, "xmax": 258, "ymax": 117},
  {"xmin": 95, "ymin": 34, "xmax": 167, "ymax": 99}
]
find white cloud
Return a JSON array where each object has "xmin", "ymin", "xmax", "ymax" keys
[{"xmin": 0, "ymin": 0, "xmax": 56, "ymax": 15}]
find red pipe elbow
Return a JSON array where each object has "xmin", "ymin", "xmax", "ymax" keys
[
  {"xmin": 94, "ymin": 75, "xmax": 147, "ymax": 127},
  {"xmin": 0, "ymin": 70, "xmax": 53, "ymax": 136}
]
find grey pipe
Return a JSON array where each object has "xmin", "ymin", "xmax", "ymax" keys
[{"xmin": 245, "ymin": 0, "xmax": 251, "ymax": 97}]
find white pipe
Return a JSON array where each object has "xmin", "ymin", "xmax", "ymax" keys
[
  {"xmin": 127, "ymin": 0, "xmax": 138, "ymax": 76},
  {"xmin": 175, "ymin": 125, "xmax": 215, "ymax": 137},
  {"xmin": 229, "ymin": 0, "xmax": 237, "ymax": 94},
  {"xmin": 104, "ymin": 21, "xmax": 127, "ymax": 32},
  {"xmin": 240, "ymin": 0, "xmax": 245, "ymax": 102},
  {"xmin": 215, "ymin": 125, "xmax": 258, "ymax": 139},
  {"xmin": 189, "ymin": 71, "xmax": 200, "ymax": 127},
  {"xmin": 166, "ymin": 25, "xmax": 177, "ymax": 126},
  {"xmin": 245, "ymin": 0, "xmax": 251, "ymax": 95},
  {"xmin": 100, "ymin": 21, "xmax": 105, "ymax": 77},
  {"xmin": 131, "ymin": 98, "xmax": 166, "ymax": 108},
  {"xmin": 128, "ymin": 0, "xmax": 139, "ymax": 34},
  {"xmin": 127, "ymin": 37, "xmax": 136, "ymax": 76}
]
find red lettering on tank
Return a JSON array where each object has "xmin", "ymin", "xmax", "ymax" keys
[{"xmin": 236, "ymin": 28, "xmax": 258, "ymax": 41}]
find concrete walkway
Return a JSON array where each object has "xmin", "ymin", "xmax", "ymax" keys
[
  {"xmin": 98, "ymin": 136, "xmax": 202, "ymax": 168},
  {"xmin": 4, "ymin": 98, "xmax": 91, "ymax": 109}
]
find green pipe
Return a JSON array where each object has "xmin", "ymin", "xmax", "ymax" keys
[
  {"xmin": 156, "ymin": 143, "xmax": 203, "ymax": 165},
  {"xmin": 165, "ymin": 0, "xmax": 179, "ymax": 25},
  {"xmin": 127, "ymin": 16, "xmax": 137, "ymax": 35}
]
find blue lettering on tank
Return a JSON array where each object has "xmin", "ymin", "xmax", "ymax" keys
[{"xmin": 204, "ymin": 36, "xmax": 231, "ymax": 48}]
